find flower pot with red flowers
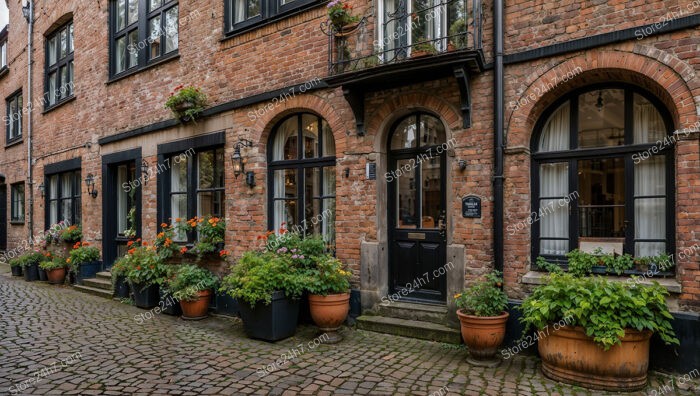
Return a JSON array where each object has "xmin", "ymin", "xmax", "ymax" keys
[
  {"xmin": 305, "ymin": 253, "xmax": 352, "ymax": 344},
  {"xmin": 454, "ymin": 270, "xmax": 509, "ymax": 367},
  {"xmin": 164, "ymin": 85, "xmax": 207, "ymax": 123},
  {"xmin": 327, "ymin": 0, "xmax": 360, "ymax": 34},
  {"xmin": 170, "ymin": 264, "xmax": 219, "ymax": 320},
  {"xmin": 174, "ymin": 216, "xmax": 226, "ymax": 261},
  {"xmin": 40, "ymin": 258, "xmax": 67, "ymax": 284},
  {"xmin": 125, "ymin": 246, "xmax": 167, "ymax": 309},
  {"xmin": 111, "ymin": 257, "xmax": 131, "ymax": 299},
  {"xmin": 60, "ymin": 224, "xmax": 82, "ymax": 243},
  {"xmin": 68, "ymin": 243, "xmax": 102, "ymax": 285}
]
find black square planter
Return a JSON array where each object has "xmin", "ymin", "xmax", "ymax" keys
[
  {"xmin": 131, "ymin": 282, "xmax": 160, "ymax": 309},
  {"xmin": 238, "ymin": 291, "xmax": 300, "ymax": 342},
  {"xmin": 215, "ymin": 292, "xmax": 240, "ymax": 317},
  {"xmin": 38, "ymin": 268, "xmax": 48, "ymax": 282},
  {"xmin": 75, "ymin": 261, "xmax": 102, "ymax": 285},
  {"xmin": 159, "ymin": 290, "xmax": 182, "ymax": 316},
  {"xmin": 23, "ymin": 263, "xmax": 39, "ymax": 282},
  {"xmin": 10, "ymin": 266, "xmax": 23, "ymax": 277},
  {"xmin": 113, "ymin": 276, "xmax": 130, "ymax": 299}
]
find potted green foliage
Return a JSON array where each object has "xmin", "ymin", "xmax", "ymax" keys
[
  {"xmin": 111, "ymin": 257, "xmax": 131, "ymax": 299},
  {"xmin": 68, "ymin": 242, "xmax": 102, "ymax": 284},
  {"xmin": 9, "ymin": 256, "xmax": 24, "ymax": 277},
  {"xmin": 176, "ymin": 216, "xmax": 226, "ymax": 260},
  {"xmin": 305, "ymin": 255, "xmax": 352, "ymax": 343},
  {"xmin": 40, "ymin": 258, "xmax": 67, "ymax": 284},
  {"xmin": 164, "ymin": 85, "xmax": 207, "ymax": 123},
  {"xmin": 454, "ymin": 270, "xmax": 509, "ymax": 366},
  {"xmin": 327, "ymin": 0, "xmax": 359, "ymax": 33},
  {"xmin": 169, "ymin": 264, "xmax": 219, "ymax": 320},
  {"xmin": 158, "ymin": 264, "xmax": 182, "ymax": 316},
  {"xmin": 411, "ymin": 38, "xmax": 438, "ymax": 58},
  {"xmin": 21, "ymin": 252, "xmax": 44, "ymax": 282},
  {"xmin": 60, "ymin": 224, "xmax": 82, "ymax": 243},
  {"xmin": 124, "ymin": 246, "xmax": 167, "ymax": 309},
  {"xmin": 519, "ymin": 273, "xmax": 679, "ymax": 391},
  {"xmin": 449, "ymin": 18, "xmax": 468, "ymax": 49}
]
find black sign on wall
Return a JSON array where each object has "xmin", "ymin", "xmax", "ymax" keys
[{"xmin": 462, "ymin": 195, "xmax": 481, "ymax": 218}]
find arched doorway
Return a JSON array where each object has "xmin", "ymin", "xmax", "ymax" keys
[{"xmin": 387, "ymin": 112, "xmax": 447, "ymax": 302}]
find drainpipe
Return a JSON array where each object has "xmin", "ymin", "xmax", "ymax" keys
[
  {"xmin": 26, "ymin": 0, "xmax": 34, "ymax": 245},
  {"xmin": 493, "ymin": 0, "xmax": 504, "ymax": 272}
]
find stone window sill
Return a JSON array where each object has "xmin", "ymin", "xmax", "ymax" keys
[{"xmin": 521, "ymin": 270, "xmax": 682, "ymax": 294}]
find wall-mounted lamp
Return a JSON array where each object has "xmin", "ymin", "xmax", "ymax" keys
[
  {"xmin": 38, "ymin": 182, "xmax": 45, "ymax": 198},
  {"xmin": 458, "ymin": 160, "xmax": 467, "ymax": 171},
  {"xmin": 245, "ymin": 171, "xmax": 255, "ymax": 187},
  {"xmin": 84, "ymin": 173, "xmax": 98, "ymax": 198},
  {"xmin": 231, "ymin": 138, "xmax": 254, "ymax": 179},
  {"xmin": 141, "ymin": 159, "xmax": 149, "ymax": 185},
  {"xmin": 22, "ymin": 1, "xmax": 32, "ymax": 23}
]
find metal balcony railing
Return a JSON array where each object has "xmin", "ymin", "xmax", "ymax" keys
[{"xmin": 323, "ymin": 0, "xmax": 483, "ymax": 75}]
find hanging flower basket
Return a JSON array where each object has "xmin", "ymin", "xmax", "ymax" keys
[
  {"xmin": 165, "ymin": 85, "xmax": 207, "ymax": 123},
  {"xmin": 328, "ymin": 0, "xmax": 359, "ymax": 33}
]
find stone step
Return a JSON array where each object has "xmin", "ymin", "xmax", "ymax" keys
[
  {"xmin": 73, "ymin": 284, "xmax": 113, "ymax": 299},
  {"xmin": 356, "ymin": 315, "xmax": 462, "ymax": 344},
  {"xmin": 373, "ymin": 301, "xmax": 448, "ymax": 324},
  {"xmin": 82, "ymin": 277, "xmax": 113, "ymax": 291},
  {"xmin": 96, "ymin": 271, "xmax": 112, "ymax": 281}
]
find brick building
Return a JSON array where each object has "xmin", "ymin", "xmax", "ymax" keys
[{"xmin": 0, "ymin": 0, "xmax": 698, "ymax": 368}]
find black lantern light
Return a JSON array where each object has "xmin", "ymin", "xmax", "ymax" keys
[
  {"xmin": 22, "ymin": 1, "xmax": 32, "ymax": 22},
  {"xmin": 84, "ymin": 173, "xmax": 98, "ymax": 198},
  {"xmin": 231, "ymin": 138, "xmax": 254, "ymax": 185},
  {"xmin": 38, "ymin": 182, "xmax": 45, "ymax": 198}
]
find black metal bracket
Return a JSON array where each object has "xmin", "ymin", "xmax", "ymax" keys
[
  {"xmin": 453, "ymin": 65, "xmax": 472, "ymax": 129},
  {"xmin": 343, "ymin": 87, "xmax": 365, "ymax": 136}
]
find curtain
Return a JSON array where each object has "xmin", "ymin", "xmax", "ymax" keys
[
  {"xmin": 273, "ymin": 120, "xmax": 297, "ymax": 233},
  {"xmin": 170, "ymin": 158, "xmax": 187, "ymax": 241},
  {"xmin": 235, "ymin": 0, "xmax": 246, "ymax": 23},
  {"xmin": 117, "ymin": 166, "xmax": 128, "ymax": 233},
  {"xmin": 539, "ymin": 102, "xmax": 570, "ymax": 152},
  {"xmin": 633, "ymin": 94, "xmax": 665, "ymax": 144},
  {"xmin": 61, "ymin": 174, "xmax": 72, "ymax": 223},
  {"xmin": 539, "ymin": 163, "xmax": 569, "ymax": 255},
  {"xmin": 635, "ymin": 155, "xmax": 666, "ymax": 256}
]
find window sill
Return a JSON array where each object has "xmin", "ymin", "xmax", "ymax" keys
[
  {"xmin": 0, "ymin": 66, "xmax": 8, "ymax": 80},
  {"xmin": 221, "ymin": 1, "xmax": 324, "ymax": 41},
  {"xmin": 42, "ymin": 95, "xmax": 76, "ymax": 114},
  {"xmin": 9, "ymin": 221, "xmax": 25, "ymax": 225},
  {"xmin": 521, "ymin": 270, "xmax": 682, "ymax": 294},
  {"xmin": 5, "ymin": 138, "xmax": 23, "ymax": 149},
  {"xmin": 107, "ymin": 53, "xmax": 180, "ymax": 84}
]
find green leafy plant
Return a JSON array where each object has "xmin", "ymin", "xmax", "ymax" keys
[
  {"xmin": 449, "ymin": 19, "xmax": 468, "ymax": 49},
  {"xmin": 361, "ymin": 54, "xmax": 380, "ymax": 69},
  {"xmin": 327, "ymin": 0, "xmax": 359, "ymax": 30},
  {"xmin": 519, "ymin": 273, "xmax": 679, "ymax": 350},
  {"xmin": 454, "ymin": 270, "xmax": 508, "ymax": 317},
  {"xmin": 19, "ymin": 252, "xmax": 45, "ymax": 267},
  {"xmin": 169, "ymin": 264, "xmax": 219, "ymax": 301},
  {"xmin": 68, "ymin": 243, "xmax": 100, "ymax": 268},
  {"xmin": 176, "ymin": 216, "xmax": 226, "ymax": 259},
  {"xmin": 164, "ymin": 85, "xmax": 207, "ymax": 122},
  {"xmin": 40, "ymin": 257, "xmax": 66, "ymax": 270},
  {"xmin": 565, "ymin": 249, "xmax": 598, "ymax": 277},
  {"xmin": 304, "ymin": 255, "xmax": 352, "ymax": 295},
  {"xmin": 412, "ymin": 38, "xmax": 438, "ymax": 55},
  {"xmin": 124, "ymin": 246, "xmax": 167, "ymax": 288},
  {"xmin": 608, "ymin": 253, "xmax": 634, "ymax": 275},
  {"xmin": 60, "ymin": 224, "xmax": 82, "ymax": 243},
  {"xmin": 220, "ymin": 251, "xmax": 307, "ymax": 307},
  {"xmin": 536, "ymin": 256, "xmax": 563, "ymax": 274},
  {"xmin": 8, "ymin": 256, "xmax": 24, "ymax": 268},
  {"xmin": 154, "ymin": 223, "xmax": 179, "ymax": 260},
  {"xmin": 124, "ymin": 206, "xmax": 137, "ymax": 239},
  {"xmin": 111, "ymin": 257, "xmax": 131, "ymax": 286}
]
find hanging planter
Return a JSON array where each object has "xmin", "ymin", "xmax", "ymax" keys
[
  {"xmin": 165, "ymin": 85, "xmax": 207, "ymax": 123},
  {"xmin": 327, "ymin": 0, "xmax": 360, "ymax": 34}
]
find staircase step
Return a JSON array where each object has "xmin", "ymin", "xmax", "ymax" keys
[
  {"xmin": 73, "ymin": 284, "xmax": 113, "ymax": 299},
  {"xmin": 373, "ymin": 301, "xmax": 448, "ymax": 324},
  {"xmin": 96, "ymin": 271, "xmax": 112, "ymax": 281},
  {"xmin": 82, "ymin": 277, "xmax": 113, "ymax": 291},
  {"xmin": 356, "ymin": 315, "xmax": 462, "ymax": 344}
]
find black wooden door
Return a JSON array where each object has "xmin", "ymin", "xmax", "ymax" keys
[{"xmin": 0, "ymin": 183, "xmax": 6, "ymax": 251}]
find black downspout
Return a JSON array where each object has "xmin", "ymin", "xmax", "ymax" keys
[{"xmin": 493, "ymin": 0, "xmax": 505, "ymax": 272}]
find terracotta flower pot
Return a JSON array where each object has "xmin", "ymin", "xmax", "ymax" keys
[
  {"xmin": 308, "ymin": 293, "xmax": 350, "ymax": 344},
  {"xmin": 179, "ymin": 289, "xmax": 212, "ymax": 320},
  {"xmin": 538, "ymin": 325, "xmax": 652, "ymax": 391},
  {"xmin": 456, "ymin": 310, "xmax": 509, "ymax": 365},
  {"xmin": 46, "ymin": 267, "xmax": 66, "ymax": 284}
]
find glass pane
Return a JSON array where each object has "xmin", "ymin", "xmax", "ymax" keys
[
  {"xmin": 68, "ymin": 61, "xmax": 74, "ymax": 94},
  {"xmin": 1, "ymin": 42, "xmax": 6, "ymax": 67},
  {"xmin": 578, "ymin": 158, "xmax": 625, "ymax": 238},
  {"xmin": 48, "ymin": 36, "xmax": 57, "ymax": 66},
  {"xmin": 412, "ymin": 0, "xmax": 438, "ymax": 47},
  {"xmin": 69, "ymin": 24, "xmax": 74, "ymax": 53},
  {"xmin": 322, "ymin": 166, "xmax": 336, "ymax": 197},
  {"xmin": 149, "ymin": 0, "xmax": 162, "ymax": 10},
  {"xmin": 171, "ymin": 155, "xmax": 188, "ymax": 193},
  {"xmin": 61, "ymin": 173, "xmax": 72, "ymax": 198},
  {"xmin": 273, "ymin": 117, "xmax": 298, "ymax": 160},
  {"xmin": 383, "ymin": 0, "xmax": 399, "ymax": 52},
  {"xmin": 171, "ymin": 194, "xmax": 188, "ymax": 241},
  {"xmin": 74, "ymin": 196, "xmax": 81, "ymax": 225},
  {"xmin": 116, "ymin": 36, "xmax": 126, "ymax": 73},
  {"xmin": 215, "ymin": 149, "xmax": 224, "ymax": 188},
  {"xmin": 395, "ymin": 159, "xmax": 417, "ymax": 228},
  {"xmin": 50, "ymin": 201, "xmax": 58, "ymax": 225},
  {"xmin": 539, "ymin": 102, "xmax": 570, "ymax": 152},
  {"xmin": 234, "ymin": 0, "xmax": 246, "ymax": 23},
  {"xmin": 128, "ymin": 0, "xmax": 139, "ymax": 25},
  {"xmin": 49, "ymin": 175, "xmax": 58, "ymax": 199},
  {"xmin": 633, "ymin": 94, "xmax": 666, "ymax": 144},
  {"xmin": 165, "ymin": 6, "xmax": 178, "ymax": 53},
  {"xmin": 635, "ymin": 155, "xmax": 665, "ymax": 196},
  {"xmin": 198, "ymin": 151, "xmax": 214, "ymax": 189},
  {"xmin": 322, "ymin": 120, "xmax": 335, "ymax": 157},
  {"xmin": 421, "ymin": 154, "xmax": 441, "ymax": 229},
  {"xmin": 578, "ymin": 89, "xmax": 625, "ymax": 148},
  {"xmin": 539, "ymin": 163, "xmax": 568, "ymax": 197},
  {"xmin": 149, "ymin": 16, "xmax": 162, "ymax": 59},
  {"xmin": 635, "ymin": 198, "xmax": 665, "ymax": 239},
  {"xmin": 117, "ymin": 0, "xmax": 126, "ymax": 30},
  {"xmin": 304, "ymin": 168, "xmax": 322, "ymax": 234},
  {"xmin": 539, "ymin": 199, "xmax": 568, "ymax": 238},
  {"xmin": 73, "ymin": 171, "xmax": 81, "ymax": 196},
  {"xmin": 321, "ymin": 198, "xmax": 336, "ymax": 247},
  {"xmin": 59, "ymin": 66, "xmax": 68, "ymax": 99},
  {"xmin": 117, "ymin": 165, "xmax": 128, "ymax": 233},
  {"xmin": 248, "ymin": 0, "xmax": 260, "ymax": 18},
  {"xmin": 60, "ymin": 29, "xmax": 67, "ymax": 58},
  {"xmin": 302, "ymin": 114, "xmax": 319, "ymax": 158},
  {"xmin": 128, "ymin": 30, "xmax": 139, "ymax": 67},
  {"xmin": 274, "ymin": 169, "xmax": 297, "ymax": 198},
  {"xmin": 391, "ymin": 116, "xmax": 418, "ymax": 150},
  {"xmin": 274, "ymin": 200, "xmax": 297, "ymax": 232},
  {"xmin": 197, "ymin": 190, "xmax": 223, "ymax": 218},
  {"xmin": 421, "ymin": 115, "xmax": 445, "ymax": 147},
  {"xmin": 540, "ymin": 240, "xmax": 568, "ymax": 256},
  {"xmin": 61, "ymin": 199, "xmax": 72, "ymax": 223},
  {"xmin": 48, "ymin": 73, "xmax": 57, "ymax": 105},
  {"xmin": 636, "ymin": 242, "xmax": 665, "ymax": 258}
]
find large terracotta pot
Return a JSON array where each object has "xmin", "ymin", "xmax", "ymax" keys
[
  {"xmin": 179, "ymin": 290, "xmax": 212, "ymax": 320},
  {"xmin": 538, "ymin": 325, "xmax": 652, "ymax": 391},
  {"xmin": 308, "ymin": 293, "xmax": 350, "ymax": 344},
  {"xmin": 456, "ymin": 310, "xmax": 509, "ymax": 363},
  {"xmin": 46, "ymin": 267, "xmax": 66, "ymax": 284}
]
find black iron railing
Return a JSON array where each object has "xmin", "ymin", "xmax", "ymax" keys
[{"xmin": 322, "ymin": 0, "xmax": 482, "ymax": 75}]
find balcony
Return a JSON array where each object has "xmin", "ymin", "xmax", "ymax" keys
[{"xmin": 323, "ymin": 0, "xmax": 484, "ymax": 134}]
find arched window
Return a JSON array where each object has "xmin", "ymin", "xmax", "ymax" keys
[
  {"xmin": 531, "ymin": 85, "xmax": 674, "ymax": 264},
  {"xmin": 268, "ymin": 113, "xmax": 336, "ymax": 247}
]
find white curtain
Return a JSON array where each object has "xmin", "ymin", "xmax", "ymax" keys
[
  {"xmin": 539, "ymin": 163, "xmax": 569, "ymax": 255},
  {"xmin": 322, "ymin": 167, "xmax": 336, "ymax": 244},
  {"xmin": 117, "ymin": 166, "xmax": 128, "ymax": 234},
  {"xmin": 633, "ymin": 95, "xmax": 665, "ymax": 144},
  {"xmin": 539, "ymin": 102, "xmax": 570, "ymax": 152},
  {"xmin": 170, "ymin": 158, "xmax": 187, "ymax": 241},
  {"xmin": 273, "ymin": 120, "xmax": 298, "ymax": 233},
  {"xmin": 235, "ymin": 0, "xmax": 245, "ymax": 23},
  {"xmin": 635, "ymin": 155, "xmax": 666, "ymax": 256}
]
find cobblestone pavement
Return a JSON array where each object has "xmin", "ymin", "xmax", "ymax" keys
[{"xmin": 0, "ymin": 271, "xmax": 698, "ymax": 396}]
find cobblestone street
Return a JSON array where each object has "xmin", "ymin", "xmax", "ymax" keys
[{"xmin": 0, "ymin": 271, "xmax": 697, "ymax": 396}]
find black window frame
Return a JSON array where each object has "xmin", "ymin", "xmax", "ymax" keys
[
  {"xmin": 0, "ymin": 27, "xmax": 8, "ymax": 73},
  {"xmin": 109, "ymin": 0, "xmax": 179, "ymax": 79},
  {"xmin": 530, "ymin": 83, "xmax": 676, "ymax": 270},
  {"xmin": 267, "ymin": 113, "xmax": 336, "ymax": 243},
  {"xmin": 44, "ymin": 21, "xmax": 75, "ymax": 111},
  {"xmin": 6, "ymin": 90, "xmax": 23, "ymax": 145},
  {"xmin": 44, "ymin": 158, "xmax": 83, "ymax": 229},
  {"xmin": 10, "ymin": 182, "xmax": 25, "ymax": 224},
  {"xmin": 224, "ymin": 0, "xmax": 319, "ymax": 35}
]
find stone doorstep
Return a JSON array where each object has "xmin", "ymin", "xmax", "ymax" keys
[
  {"xmin": 73, "ymin": 284, "xmax": 114, "ymax": 299},
  {"xmin": 356, "ymin": 315, "xmax": 462, "ymax": 344},
  {"xmin": 82, "ymin": 277, "xmax": 113, "ymax": 291},
  {"xmin": 372, "ymin": 301, "xmax": 449, "ymax": 325},
  {"xmin": 96, "ymin": 271, "xmax": 112, "ymax": 281}
]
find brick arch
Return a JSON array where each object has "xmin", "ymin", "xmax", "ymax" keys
[
  {"xmin": 251, "ymin": 93, "xmax": 348, "ymax": 156},
  {"xmin": 507, "ymin": 49, "xmax": 699, "ymax": 149},
  {"xmin": 366, "ymin": 92, "xmax": 462, "ymax": 152}
]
